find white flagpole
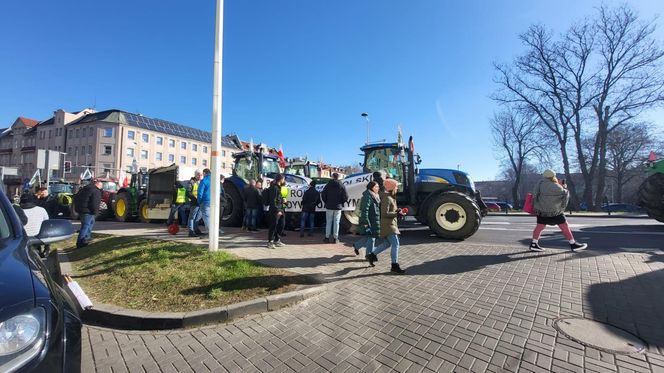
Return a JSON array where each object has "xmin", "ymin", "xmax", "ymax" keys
[{"xmin": 209, "ymin": 0, "xmax": 224, "ymax": 251}]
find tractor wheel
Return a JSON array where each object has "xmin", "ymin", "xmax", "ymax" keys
[
  {"xmin": 69, "ymin": 204, "xmax": 79, "ymax": 221},
  {"xmin": 221, "ymin": 183, "xmax": 243, "ymax": 227},
  {"xmin": 138, "ymin": 199, "xmax": 150, "ymax": 223},
  {"xmin": 426, "ymin": 191, "xmax": 481, "ymax": 240},
  {"xmin": 638, "ymin": 173, "xmax": 664, "ymax": 223},
  {"xmin": 340, "ymin": 210, "xmax": 359, "ymax": 234},
  {"xmin": 114, "ymin": 192, "xmax": 131, "ymax": 222}
]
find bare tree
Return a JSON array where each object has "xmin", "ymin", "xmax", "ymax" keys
[
  {"xmin": 491, "ymin": 109, "xmax": 546, "ymax": 207},
  {"xmin": 590, "ymin": 5, "xmax": 664, "ymax": 208},
  {"xmin": 606, "ymin": 123, "xmax": 654, "ymax": 203},
  {"xmin": 493, "ymin": 25, "xmax": 586, "ymax": 208}
]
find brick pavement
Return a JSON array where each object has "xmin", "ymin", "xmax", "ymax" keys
[{"xmin": 80, "ymin": 222, "xmax": 664, "ymax": 372}]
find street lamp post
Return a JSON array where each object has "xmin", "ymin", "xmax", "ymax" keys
[
  {"xmin": 361, "ymin": 112, "xmax": 370, "ymax": 144},
  {"xmin": 209, "ymin": 0, "xmax": 224, "ymax": 252}
]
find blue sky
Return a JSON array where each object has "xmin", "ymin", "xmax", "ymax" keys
[{"xmin": 1, "ymin": 1, "xmax": 663, "ymax": 181}]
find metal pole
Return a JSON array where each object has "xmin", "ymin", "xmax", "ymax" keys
[
  {"xmin": 361, "ymin": 113, "xmax": 369, "ymax": 144},
  {"xmin": 209, "ymin": 0, "xmax": 224, "ymax": 252}
]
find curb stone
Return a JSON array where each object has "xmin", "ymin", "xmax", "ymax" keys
[{"xmin": 57, "ymin": 251, "xmax": 324, "ymax": 330}]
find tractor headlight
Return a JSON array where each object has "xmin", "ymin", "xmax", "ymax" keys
[{"xmin": 0, "ymin": 308, "xmax": 46, "ymax": 373}]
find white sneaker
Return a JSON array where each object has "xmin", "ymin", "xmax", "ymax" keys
[
  {"xmin": 570, "ymin": 242, "xmax": 587, "ymax": 251},
  {"xmin": 529, "ymin": 242, "xmax": 545, "ymax": 252},
  {"xmin": 267, "ymin": 242, "xmax": 274, "ymax": 249},
  {"xmin": 274, "ymin": 241, "xmax": 286, "ymax": 247}
]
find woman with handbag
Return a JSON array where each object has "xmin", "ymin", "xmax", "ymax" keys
[
  {"xmin": 353, "ymin": 181, "xmax": 381, "ymax": 264},
  {"xmin": 372, "ymin": 179, "xmax": 406, "ymax": 273},
  {"xmin": 530, "ymin": 170, "xmax": 588, "ymax": 252}
]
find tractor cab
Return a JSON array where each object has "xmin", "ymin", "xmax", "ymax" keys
[
  {"xmin": 285, "ymin": 159, "xmax": 330, "ymax": 185},
  {"xmin": 232, "ymin": 151, "xmax": 281, "ymax": 183},
  {"xmin": 361, "ymin": 137, "xmax": 419, "ymax": 206}
]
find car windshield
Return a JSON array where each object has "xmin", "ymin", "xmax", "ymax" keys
[
  {"xmin": 234, "ymin": 154, "xmax": 259, "ymax": 182},
  {"xmin": 365, "ymin": 147, "xmax": 405, "ymax": 189},
  {"xmin": 49, "ymin": 183, "xmax": 73, "ymax": 194},
  {"xmin": 103, "ymin": 182, "xmax": 118, "ymax": 192}
]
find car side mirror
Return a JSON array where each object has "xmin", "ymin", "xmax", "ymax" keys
[{"xmin": 28, "ymin": 219, "xmax": 74, "ymax": 246}]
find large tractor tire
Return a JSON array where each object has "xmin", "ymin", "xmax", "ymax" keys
[
  {"xmin": 138, "ymin": 199, "xmax": 150, "ymax": 223},
  {"xmin": 426, "ymin": 191, "xmax": 481, "ymax": 240},
  {"xmin": 114, "ymin": 192, "xmax": 132, "ymax": 222},
  {"xmin": 221, "ymin": 182, "xmax": 244, "ymax": 227},
  {"xmin": 638, "ymin": 173, "xmax": 664, "ymax": 223}
]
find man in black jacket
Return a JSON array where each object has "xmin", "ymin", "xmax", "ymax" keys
[
  {"xmin": 266, "ymin": 175, "xmax": 286, "ymax": 249},
  {"xmin": 75, "ymin": 179, "xmax": 102, "ymax": 248},
  {"xmin": 321, "ymin": 173, "xmax": 348, "ymax": 244},
  {"xmin": 300, "ymin": 181, "xmax": 320, "ymax": 237},
  {"xmin": 243, "ymin": 179, "xmax": 261, "ymax": 232}
]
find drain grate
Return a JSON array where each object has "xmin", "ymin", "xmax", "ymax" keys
[{"xmin": 554, "ymin": 318, "xmax": 646, "ymax": 354}]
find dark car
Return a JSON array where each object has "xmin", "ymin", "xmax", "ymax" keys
[
  {"xmin": 0, "ymin": 190, "xmax": 82, "ymax": 372},
  {"xmin": 601, "ymin": 203, "xmax": 643, "ymax": 213}
]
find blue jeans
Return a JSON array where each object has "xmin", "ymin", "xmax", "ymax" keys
[
  {"xmin": 373, "ymin": 234, "xmax": 400, "ymax": 263},
  {"xmin": 188, "ymin": 206, "xmax": 200, "ymax": 232},
  {"xmin": 200, "ymin": 205, "xmax": 211, "ymax": 232},
  {"xmin": 77, "ymin": 213, "xmax": 95, "ymax": 245},
  {"xmin": 325, "ymin": 210, "xmax": 341, "ymax": 239},
  {"xmin": 354, "ymin": 236, "xmax": 376, "ymax": 256},
  {"xmin": 300, "ymin": 212, "xmax": 315, "ymax": 233},
  {"xmin": 244, "ymin": 208, "xmax": 258, "ymax": 229}
]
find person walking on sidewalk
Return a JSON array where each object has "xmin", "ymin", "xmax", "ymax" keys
[
  {"xmin": 353, "ymin": 181, "xmax": 381, "ymax": 261},
  {"xmin": 75, "ymin": 179, "xmax": 102, "ymax": 249},
  {"xmin": 266, "ymin": 175, "xmax": 287, "ymax": 249},
  {"xmin": 370, "ymin": 179, "xmax": 406, "ymax": 273},
  {"xmin": 300, "ymin": 180, "xmax": 320, "ymax": 237},
  {"xmin": 243, "ymin": 179, "xmax": 261, "ymax": 232},
  {"xmin": 321, "ymin": 173, "xmax": 348, "ymax": 244},
  {"xmin": 530, "ymin": 169, "xmax": 588, "ymax": 252},
  {"xmin": 187, "ymin": 170, "xmax": 202, "ymax": 237},
  {"xmin": 197, "ymin": 169, "xmax": 212, "ymax": 235}
]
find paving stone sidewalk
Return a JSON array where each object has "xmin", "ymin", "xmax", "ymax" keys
[{"xmin": 80, "ymin": 222, "xmax": 664, "ymax": 372}]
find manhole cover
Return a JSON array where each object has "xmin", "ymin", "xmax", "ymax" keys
[{"xmin": 554, "ymin": 318, "xmax": 646, "ymax": 354}]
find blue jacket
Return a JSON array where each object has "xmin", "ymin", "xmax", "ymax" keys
[{"xmin": 198, "ymin": 175, "xmax": 211, "ymax": 206}]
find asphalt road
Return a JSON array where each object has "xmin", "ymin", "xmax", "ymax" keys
[{"xmin": 399, "ymin": 214, "xmax": 664, "ymax": 252}]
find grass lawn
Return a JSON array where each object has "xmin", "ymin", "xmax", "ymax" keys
[{"xmin": 51, "ymin": 235, "xmax": 319, "ymax": 312}]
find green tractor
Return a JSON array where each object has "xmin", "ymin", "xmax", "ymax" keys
[
  {"xmin": 637, "ymin": 154, "xmax": 664, "ymax": 223},
  {"xmin": 112, "ymin": 169, "xmax": 149, "ymax": 222},
  {"xmin": 284, "ymin": 158, "xmax": 331, "ymax": 185},
  {"xmin": 46, "ymin": 180, "xmax": 75, "ymax": 219}
]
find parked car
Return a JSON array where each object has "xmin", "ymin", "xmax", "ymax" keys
[
  {"xmin": 0, "ymin": 190, "xmax": 82, "ymax": 372},
  {"xmin": 601, "ymin": 203, "xmax": 643, "ymax": 213},
  {"xmin": 485, "ymin": 202, "xmax": 502, "ymax": 212},
  {"xmin": 495, "ymin": 202, "xmax": 513, "ymax": 211}
]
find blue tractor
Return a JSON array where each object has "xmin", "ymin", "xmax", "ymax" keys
[{"xmin": 340, "ymin": 136, "xmax": 487, "ymax": 240}]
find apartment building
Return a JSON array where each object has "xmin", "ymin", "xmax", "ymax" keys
[{"xmin": 1, "ymin": 108, "xmax": 242, "ymax": 188}]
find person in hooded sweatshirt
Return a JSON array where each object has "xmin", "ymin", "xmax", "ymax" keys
[
  {"xmin": 19, "ymin": 193, "xmax": 50, "ymax": 237},
  {"xmin": 353, "ymin": 181, "xmax": 381, "ymax": 262},
  {"xmin": 321, "ymin": 173, "xmax": 348, "ymax": 244}
]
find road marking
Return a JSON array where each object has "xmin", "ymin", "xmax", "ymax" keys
[{"xmin": 479, "ymin": 226, "xmax": 664, "ymax": 236}]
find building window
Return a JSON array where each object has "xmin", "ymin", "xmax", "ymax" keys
[
  {"xmin": 74, "ymin": 147, "xmax": 79, "ymax": 156},
  {"xmin": 168, "ymin": 154, "xmax": 174, "ymax": 162},
  {"xmin": 103, "ymin": 145, "xmax": 112, "ymax": 155},
  {"xmin": 156, "ymin": 152, "xmax": 162, "ymax": 161},
  {"xmin": 169, "ymin": 139, "xmax": 175, "ymax": 148},
  {"xmin": 180, "ymin": 156, "xmax": 186, "ymax": 164},
  {"xmin": 127, "ymin": 130, "xmax": 135, "ymax": 140},
  {"xmin": 203, "ymin": 146, "xmax": 208, "ymax": 154},
  {"xmin": 192, "ymin": 157, "xmax": 197, "ymax": 166},
  {"xmin": 181, "ymin": 142, "xmax": 187, "ymax": 150},
  {"xmin": 222, "ymin": 162, "xmax": 226, "ymax": 169},
  {"xmin": 68, "ymin": 147, "xmax": 72, "ymax": 154},
  {"xmin": 48, "ymin": 130, "xmax": 52, "ymax": 138},
  {"xmin": 103, "ymin": 164, "xmax": 112, "ymax": 174},
  {"xmin": 202, "ymin": 159, "xmax": 208, "ymax": 167},
  {"xmin": 127, "ymin": 148, "xmax": 135, "ymax": 157},
  {"xmin": 81, "ymin": 146, "xmax": 86, "ymax": 155},
  {"xmin": 75, "ymin": 129, "xmax": 80, "ymax": 138},
  {"xmin": 88, "ymin": 145, "xmax": 92, "ymax": 155},
  {"xmin": 222, "ymin": 150, "xmax": 226, "ymax": 157},
  {"xmin": 103, "ymin": 128, "xmax": 113, "ymax": 137},
  {"xmin": 68, "ymin": 129, "xmax": 73, "ymax": 137},
  {"xmin": 141, "ymin": 150, "xmax": 148, "ymax": 160},
  {"xmin": 89, "ymin": 127, "xmax": 94, "ymax": 136},
  {"xmin": 142, "ymin": 133, "xmax": 149, "ymax": 143},
  {"xmin": 156, "ymin": 136, "xmax": 163, "ymax": 145},
  {"xmin": 192, "ymin": 144, "xmax": 198, "ymax": 152}
]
